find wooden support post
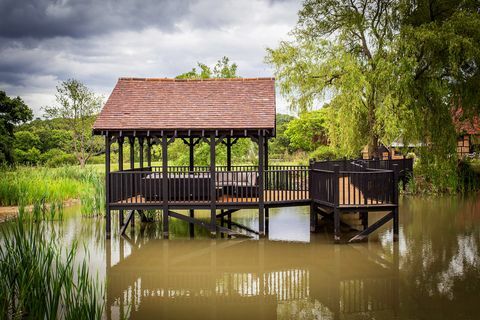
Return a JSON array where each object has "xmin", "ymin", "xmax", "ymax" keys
[
  {"xmin": 138, "ymin": 137, "xmax": 144, "ymax": 168},
  {"xmin": 226, "ymin": 136, "xmax": 232, "ymax": 170},
  {"xmin": 333, "ymin": 165, "xmax": 340, "ymax": 243},
  {"xmin": 392, "ymin": 164, "xmax": 399, "ymax": 241},
  {"xmin": 146, "ymin": 137, "xmax": 152, "ymax": 167},
  {"xmin": 189, "ymin": 137, "xmax": 194, "ymax": 237},
  {"xmin": 209, "ymin": 133, "xmax": 217, "ymax": 237},
  {"xmin": 129, "ymin": 136, "xmax": 135, "ymax": 169},
  {"xmin": 105, "ymin": 134, "xmax": 111, "ymax": 239},
  {"xmin": 309, "ymin": 159, "xmax": 317, "ymax": 233},
  {"xmin": 360, "ymin": 211, "xmax": 368, "ymax": 230},
  {"xmin": 265, "ymin": 207, "xmax": 270, "ymax": 235},
  {"xmin": 118, "ymin": 137, "xmax": 124, "ymax": 228},
  {"xmin": 258, "ymin": 134, "xmax": 265, "ymax": 237},
  {"xmin": 162, "ymin": 135, "xmax": 169, "ymax": 238}
]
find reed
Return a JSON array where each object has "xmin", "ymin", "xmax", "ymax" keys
[
  {"xmin": 0, "ymin": 165, "xmax": 105, "ymax": 218},
  {"xmin": 0, "ymin": 211, "xmax": 104, "ymax": 319}
]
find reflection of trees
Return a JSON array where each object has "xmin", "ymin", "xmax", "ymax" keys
[{"xmin": 399, "ymin": 195, "xmax": 480, "ymax": 318}]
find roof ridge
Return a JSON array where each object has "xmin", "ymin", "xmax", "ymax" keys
[{"xmin": 118, "ymin": 77, "xmax": 275, "ymax": 82}]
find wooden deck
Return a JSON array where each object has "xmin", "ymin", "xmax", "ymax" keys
[
  {"xmin": 112, "ymin": 178, "xmax": 394, "ymax": 208},
  {"xmin": 114, "ymin": 189, "xmax": 309, "ymax": 206}
]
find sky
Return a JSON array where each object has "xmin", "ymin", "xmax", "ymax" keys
[{"xmin": 0, "ymin": 0, "xmax": 302, "ymax": 117}]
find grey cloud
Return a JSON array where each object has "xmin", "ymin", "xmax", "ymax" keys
[{"xmin": 0, "ymin": 0, "xmax": 194, "ymax": 39}]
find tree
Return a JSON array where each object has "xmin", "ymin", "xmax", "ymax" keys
[
  {"xmin": 14, "ymin": 131, "xmax": 41, "ymax": 152},
  {"xmin": 0, "ymin": 91, "xmax": 33, "ymax": 164},
  {"xmin": 396, "ymin": 0, "xmax": 480, "ymax": 191},
  {"xmin": 284, "ymin": 109, "xmax": 329, "ymax": 152},
  {"xmin": 176, "ymin": 56, "xmax": 238, "ymax": 79},
  {"xmin": 44, "ymin": 80, "xmax": 102, "ymax": 168},
  {"xmin": 267, "ymin": 0, "xmax": 408, "ymax": 158}
]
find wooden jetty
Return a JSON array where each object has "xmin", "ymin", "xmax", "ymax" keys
[{"xmin": 93, "ymin": 77, "xmax": 413, "ymax": 242}]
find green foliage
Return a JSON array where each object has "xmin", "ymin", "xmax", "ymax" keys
[
  {"xmin": 309, "ymin": 145, "xmax": 337, "ymax": 160},
  {"xmin": 0, "ymin": 166, "xmax": 104, "ymax": 208},
  {"xmin": 14, "ymin": 131, "xmax": 41, "ymax": 151},
  {"xmin": 284, "ymin": 109, "xmax": 328, "ymax": 152},
  {"xmin": 267, "ymin": 0, "xmax": 480, "ymax": 192},
  {"xmin": 44, "ymin": 79, "xmax": 103, "ymax": 167},
  {"xmin": 269, "ymin": 113, "xmax": 295, "ymax": 157},
  {"xmin": 0, "ymin": 91, "xmax": 33, "ymax": 164},
  {"xmin": 175, "ymin": 56, "xmax": 238, "ymax": 79},
  {"xmin": 0, "ymin": 213, "xmax": 103, "ymax": 319}
]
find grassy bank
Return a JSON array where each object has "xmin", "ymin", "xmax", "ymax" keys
[
  {"xmin": 0, "ymin": 165, "xmax": 104, "ymax": 217},
  {"xmin": 0, "ymin": 212, "xmax": 104, "ymax": 319}
]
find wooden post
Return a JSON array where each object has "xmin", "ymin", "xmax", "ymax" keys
[
  {"xmin": 189, "ymin": 137, "xmax": 194, "ymax": 238},
  {"xmin": 333, "ymin": 165, "xmax": 340, "ymax": 243},
  {"xmin": 226, "ymin": 136, "xmax": 232, "ymax": 170},
  {"xmin": 118, "ymin": 137, "xmax": 124, "ymax": 228},
  {"xmin": 162, "ymin": 135, "xmax": 169, "ymax": 238},
  {"xmin": 138, "ymin": 137, "xmax": 144, "ymax": 169},
  {"xmin": 146, "ymin": 137, "xmax": 152, "ymax": 167},
  {"xmin": 309, "ymin": 159, "xmax": 317, "ymax": 232},
  {"xmin": 210, "ymin": 133, "xmax": 217, "ymax": 237},
  {"xmin": 392, "ymin": 164, "xmax": 399, "ymax": 241},
  {"xmin": 258, "ymin": 133, "xmax": 265, "ymax": 237},
  {"xmin": 105, "ymin": 134, "xmax": 111, "ymax": 239},
  {"xmin": 264, "ymin": 136, "xmax": 269, "ymax": 235},
  {"xmin": 129, "ymin": 136, "xmax": 135, "ymax": 169}
]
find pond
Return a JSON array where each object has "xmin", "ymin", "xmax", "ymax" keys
[{"xmin": 48, "ymin": 194, "xmax": 480, "ymax": 319}]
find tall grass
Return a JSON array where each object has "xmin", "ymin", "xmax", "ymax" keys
[
  {"xmin": 0, "ymin": 165, "xmax": 105, "ymax": 217},
  {"xmin": 0, "ymin": 212, "xmax": 104, "ymax": 319}
]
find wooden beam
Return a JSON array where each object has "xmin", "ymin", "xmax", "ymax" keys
[
  {"xmin": 258, "ymin": 133, "xmax": 265, "ymax": 236},
  {"xmin": 215, "ymin": 209, "xmax": 239, "ymax": 218},
  {"xmin": 105, "ymin": 134, "xmax": 111, "ymax": 239},
  {"xmin": 349, "ymin": 211, "xmax": 393, "ymax": 243},
  {"xmin": 138, "ymin": 137, "xmax": 144, "ymax": 169},
  {"xmin": 162, "ymin": 135, "xmax": 169, "ymax": 238},
  {"xmin": 120, "ymin": 210, "xmax": 135, "ymax": 236},
  {"xmin": 129, "ymin": 136, "xmax": 135, "ymax": 169},
  {"xmin": 210, "ymin": 132, "xmax": 216, "ymax": 236}
]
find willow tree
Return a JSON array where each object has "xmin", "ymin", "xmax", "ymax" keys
[
  {"xmin": 267, "ymin": 0, "xmax": 412, "ymax": 158},
  {"xmin": 396, "ymin": 0, "xmax": 480, "ymax": 191}
]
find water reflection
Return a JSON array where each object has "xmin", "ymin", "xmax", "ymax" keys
[
  {"xmin": 22, "ymin": 193, "xmax": 480, "ymax": 319},
  {"xmin": 106, "ymin": 231, "xmax": 400, "ymax": 319}
]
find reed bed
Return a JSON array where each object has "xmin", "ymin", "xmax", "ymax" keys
[
  {"xmin": 0, "ymin": 165, "xmax": 105, "ymax": 217},
  {"xmin": 0, "ymin": 212, "xmax": 104, "ymax": 319}
]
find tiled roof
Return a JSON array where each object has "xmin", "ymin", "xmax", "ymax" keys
[
  {"xmin": 93, "ymin": 77, "xmax": 276, "ymax": 131},
  {"xmin": 452, "ymin": 108, "xmax": 480, "ymax": 135}
]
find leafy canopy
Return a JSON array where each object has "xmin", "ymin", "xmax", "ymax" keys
[
  {"xmin": 0, "ymin": 91, "xmax": 33, "ymax": 164},
  {"xmin": 44, "ymin": 79, "xmax": 102, "ymax": 167}
]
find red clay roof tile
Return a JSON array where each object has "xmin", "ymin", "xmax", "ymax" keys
[{"xmin": 93, "ymin": 77, "xmax": 276, "ymax": 131}]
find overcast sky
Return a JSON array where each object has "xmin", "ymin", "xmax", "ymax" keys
[{"xmin": 0, "ymin": 0, "xmax": 302, "ymax": 117}]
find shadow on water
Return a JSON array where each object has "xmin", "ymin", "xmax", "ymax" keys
[{"xmin": 32, "ymin": 193, "xmax": 480, "ymax": 319}]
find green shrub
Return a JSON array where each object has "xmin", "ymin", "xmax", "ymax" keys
[
  {"xmin": 309, "ymin": 145, "xmax": 337, "ymax": 160},
  {"xmin": 45, "ymin": 152, "xmax": 77, "ymax": 167}
]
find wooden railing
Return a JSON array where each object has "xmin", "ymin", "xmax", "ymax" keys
[
  {"xmin": 310, "ymin": 162, "xmax": 398, "ymax": 207},
  {"xmin": 109, "ymin": 165, "xmax": 310, "ymax": 206},
  {"xmin": 108, "ymin": 160, "xmax": 405, "ymax": 208}
]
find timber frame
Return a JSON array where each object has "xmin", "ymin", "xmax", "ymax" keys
[{"xmin": 93, "ymin": 77, "xmax": 412, "ymax": 243}]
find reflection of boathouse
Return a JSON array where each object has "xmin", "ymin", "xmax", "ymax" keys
[{"xmin": 106, "ymin": 239, "xmax": 399, "ymax": 319}]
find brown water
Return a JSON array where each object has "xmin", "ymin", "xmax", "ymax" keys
[{"xmin": 57, "ymin": 194, "xmax": 480, "ymax": 319}]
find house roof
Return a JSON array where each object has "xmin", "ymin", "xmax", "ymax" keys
[
  {"xmin": 452, "ymin": 108, "xmax": 480, "ymax": 135},
  {"xmin": 93, "ymin": 77, "xmax": 276, "ymax": 135}
]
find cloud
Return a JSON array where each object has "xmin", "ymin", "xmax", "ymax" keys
[
  {"xmin": 0, "ymin": 0, "xmax": 301, "ymax": 116},
  {"xmin": 0, "ymin": 0, "xmax": 193, "ymax": 39}
]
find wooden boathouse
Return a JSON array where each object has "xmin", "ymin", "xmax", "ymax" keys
[{"xmin": 93, "ymin": 77, "xmax": 412, "ymax": 242}]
